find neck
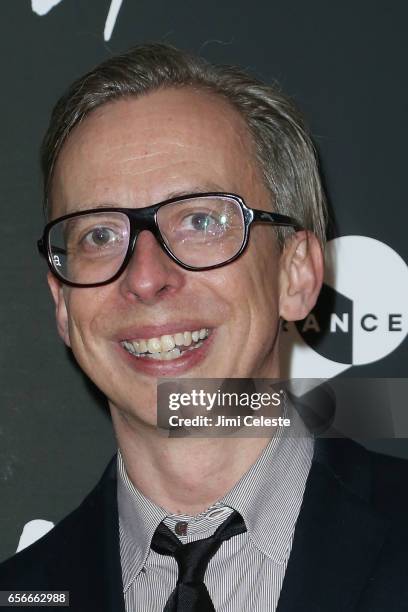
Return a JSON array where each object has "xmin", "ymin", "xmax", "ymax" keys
[{"xmin": 111, "ymin": 407, "xmax": 272, "ymax": 515}]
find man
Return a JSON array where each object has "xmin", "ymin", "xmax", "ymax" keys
[{"xmin": 1, "ymin": 43, "xmax": 407, "ymax": 611}]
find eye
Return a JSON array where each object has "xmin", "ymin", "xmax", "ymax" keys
[
  {"xmin": 184, "ymin": 212, "xmax": 228, "ymax": 233},
  {"xmin": 83, "ymin": 226, "xmax": 120, "ymax": 248},
  {"xmin": 190, "ymin": 213, "xmax": 214, "ymax": 231}
]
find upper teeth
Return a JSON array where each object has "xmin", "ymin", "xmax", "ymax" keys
[{"xmin": 122, "ymin": 328, "xmax": 208, "ymax": 355}]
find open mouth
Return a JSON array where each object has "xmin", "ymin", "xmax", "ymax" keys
[{"xmin": 120, "ymin": 328, "xmax": 210, "ymax": 361}]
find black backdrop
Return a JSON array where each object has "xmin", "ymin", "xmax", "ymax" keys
[{"xmin": 1, "ymin": 0, "xmax": 407, "ymax": 562}]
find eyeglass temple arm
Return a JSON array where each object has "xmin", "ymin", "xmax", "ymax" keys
[
  {"xmin": 37, "ymin": 239, "xmax": 67, "ymax": 257},
  {"xmin": 251, "ymin": 209, "xmax": 302, "ymax": 230}
]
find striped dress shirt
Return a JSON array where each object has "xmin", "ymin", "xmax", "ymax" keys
[{"xmin": 117, "ymin": 410, "xmax": 313, "ymax": 611}]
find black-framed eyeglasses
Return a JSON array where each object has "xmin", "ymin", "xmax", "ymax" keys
[{"xmin": 37, "ymin": 192, "xmax": 302, "ymax": 288}]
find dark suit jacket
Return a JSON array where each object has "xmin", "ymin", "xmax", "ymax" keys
[{"xmin": 1, "ymin": 438, "xmax": 408, "ymax": 611}]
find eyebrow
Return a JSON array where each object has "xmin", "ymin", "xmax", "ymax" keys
[{"xmin": 69, "ymin": 184, "xmax": 228, "ymax": 214}]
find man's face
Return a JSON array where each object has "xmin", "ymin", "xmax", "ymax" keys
[{"xmin": 49, "ymin": 88, "xmax": 287, "ymax": 426}]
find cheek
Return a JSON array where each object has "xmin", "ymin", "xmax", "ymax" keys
[
  {"xmin": 233, "ymin": 233, "xmax": 281, "ymax": 315},
  {"xmin": 64, "ymin": 287, "xmax": 112, "ymax": 349}
]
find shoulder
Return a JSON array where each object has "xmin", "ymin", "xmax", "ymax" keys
[
  {"xmin": 369, "ymin": 445, "xmax": 408, "ymax": 513},
  {"xmin": 0, "ymin": 455, "xmax": 117, "ymax": 590},
  {"xmin": 313, "ymin": 437, "xmax": 408, "ymax": 514}
]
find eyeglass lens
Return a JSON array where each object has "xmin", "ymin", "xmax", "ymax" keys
[{"xmin": 47, "ymin": 196, "xmax": 246, "ymax": 284}]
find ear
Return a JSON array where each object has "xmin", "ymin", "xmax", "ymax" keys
[
  {"xmin": 47, "ymin": 272, "xmax": 71, "ymax": 347},
  {"xmin": 279, "ymin": 230, "xmax": 324, "ymax": 321}
]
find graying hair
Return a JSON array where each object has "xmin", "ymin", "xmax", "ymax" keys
[{"xmin": 41, "ymin": 43, "xmax": 328, "ymax": 246}]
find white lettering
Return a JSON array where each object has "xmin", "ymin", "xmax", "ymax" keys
[
  {"xmin": 206, "ymin": 392, "xmax": 217, "ymax": 411},
  {"xmin": 104, "ymin": 0, "xmax": 124, "ymax": 41},
  {"xmin": 32, "ymin": 0, "xmax": 124, "ymax": 42},
  {"xmin": 330, "ymin": 313, "xmax": 349, "ymax": 332},
  {"xmin": 31, "ymin": 0, "xmax": 63, "ymax": 16}
]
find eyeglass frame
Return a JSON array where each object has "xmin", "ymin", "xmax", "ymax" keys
[{"xmin": 37, "ymin": 192, "xmax": 303, "ymax": 288}]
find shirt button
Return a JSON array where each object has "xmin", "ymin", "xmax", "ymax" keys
[{"xmin": 175, "ymin": 521, "xmax": 188, "ymax": 536}]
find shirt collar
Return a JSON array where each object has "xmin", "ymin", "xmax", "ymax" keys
[
  {"xmin": 221, "ymin": 406, "xmax": 314, "ymax": 564},
  {"xmin": 117, "ymin": 453, "xmax": 167, "ymax": 591},
  {"xmin": 117, "ymin": 403, "xmax": 314, "ymax": 590}
]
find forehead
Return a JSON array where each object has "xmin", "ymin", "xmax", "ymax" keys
[{"xmin": 51, "ymin": 87, "xmax": 266, "ymax": 218}]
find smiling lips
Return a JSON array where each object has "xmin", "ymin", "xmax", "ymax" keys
[{"xmin": 121, "ymin": 328, "xmax": 209, "ymax": 361}]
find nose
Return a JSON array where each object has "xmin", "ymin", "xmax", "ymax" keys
[{"xmin": 119, "ymin": 230, "xmax": 185, "ymax": 304}]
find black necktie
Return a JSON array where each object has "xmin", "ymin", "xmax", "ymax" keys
[{"xmin": 150, "ymin": 510, "xmax": 247, "ymax": 611}]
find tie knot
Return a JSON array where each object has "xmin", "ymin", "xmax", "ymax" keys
[{"xmin": 151, "ymin": 510, "xmax": 247, "ymax": 585}]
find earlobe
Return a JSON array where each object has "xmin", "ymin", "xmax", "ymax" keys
[
  {"xmin": 279, "ymin": 231, "xmax": 324, "ymax": 322},
  {"xmin": 47, "ymin": 272, "xmax": 71, "ymax": 347}
]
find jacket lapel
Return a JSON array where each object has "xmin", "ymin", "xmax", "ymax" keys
[
  {"xmin": 277, "ymin": 438, "xmax": 389, "ymax": 612},
  {"xmin": 52, "ymin": 455, "xmax": 126, "ymax": 612},
  {"xmin": 95, "ymin": 455, "xmax": 126, "ymax": 612}
]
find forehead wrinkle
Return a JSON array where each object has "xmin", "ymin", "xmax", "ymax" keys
[
  {"xmin": 112, "ymin": 150, "xmax": 194, "ymax": 169},
  {"xmin": 103, "ymin": 139, "xmax": 212, "ymax": 174},
  {"xmin": 118, "ymin": 151, "xmax": 165, "ymax": 162},
  {"xmin": 106, "ymin": 157, "xmax": 218, "ymax": 179},
  {"xmin": 108, "ymin": 140, "xmax": 210, "ymax": 162}
]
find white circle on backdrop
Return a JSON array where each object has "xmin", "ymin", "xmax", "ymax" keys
[
  {"xmin": 324, "ymin": 236, "xmax": 408, "ymax": 365},
  {"xmin": 282, "ymin": 236, "xmax": 408, "ymax": 379}
]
